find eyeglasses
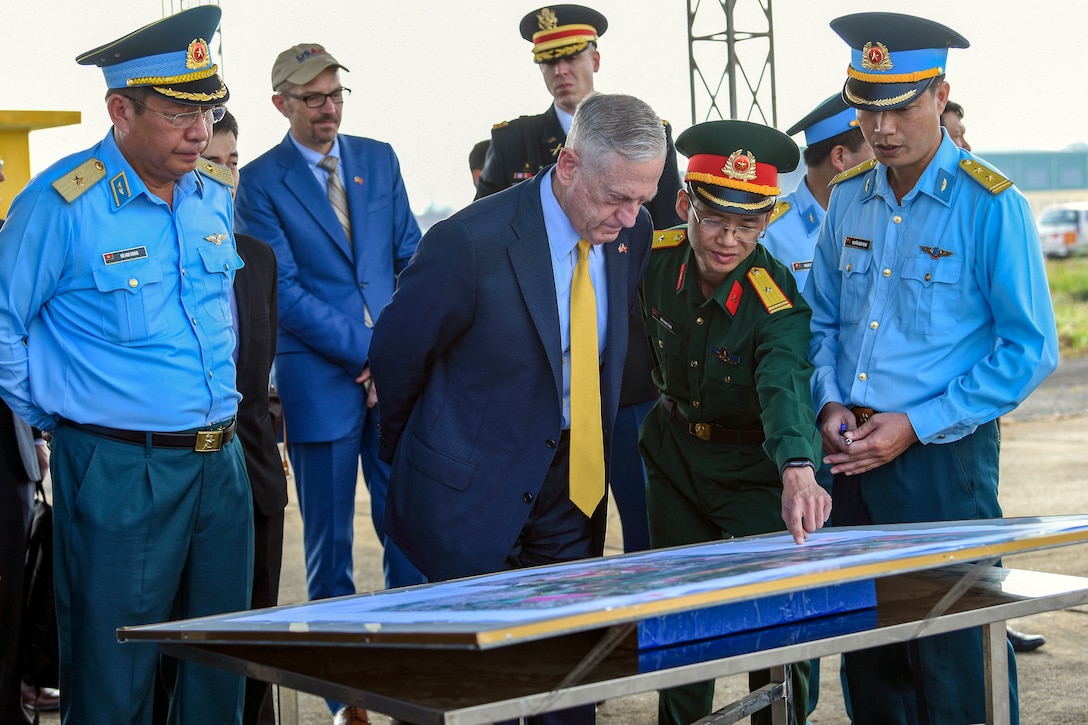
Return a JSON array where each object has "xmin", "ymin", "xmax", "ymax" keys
[
  {"xmin": 128, "ymin": 97, "xmax": 226, "ymax": 128},
  {"xmin": 689, "ymin": 199, "xmax": 763, "ymax": 245},
  {"xmin": 279, "ymin": 87, "xmax": 351, "ymax": 108}
]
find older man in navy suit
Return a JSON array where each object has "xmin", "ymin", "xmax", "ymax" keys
[
  {"xmin": 235, "ymin": 45, "xmax": 421, "ymax": 597},
  {"xmin": 372, "ymin": 93, "xmax": 663, "ymax": 586}
]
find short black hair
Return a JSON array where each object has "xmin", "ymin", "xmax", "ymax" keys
[
  {"xmin": 802, "ymin": 127, "xmax": 867, "ymax": 168},
  {"xmin": 469, "ymin": 139, "xmax": 490, "ymax": 171},
  {"xmin": 214, "ymin": 108, "xmax": 239, "ymax": 139},
  {"xmin": 942, "ymin": 100, "xmax": 965, "ymax": 124}
]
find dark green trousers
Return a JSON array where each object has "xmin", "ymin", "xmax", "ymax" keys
[
  {"xmin": 641, "ymin": 405, "xmax": 808, "ymax": 725},
  {"xmin": 831, "ymin": 420, "xmax": 1018, "ymax": 725}
]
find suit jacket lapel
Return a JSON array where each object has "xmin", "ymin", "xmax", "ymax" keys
[
  {"xmin": 508, "ymin": 176, "xmax": 564, "ymax": 405},
  {"xmin": 340, "ymin": 141, "xmax": 371, "ymax": 274},
  {"xmin": 601, "ymin": 235, "xmax": 629, "ymax": 426},
  {"xmin": 277, "ymin": 135, "xmax": 354, "ymax": 261}
]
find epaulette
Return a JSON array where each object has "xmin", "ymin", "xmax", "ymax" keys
[
  {"xmin": 746, "ymin": 267, "xmax": 793, "ymax": 314},
  {"xmin": 652, "ymin": 228, "xmax": 687, "ymax": 250},
  {"xmin": 768, "ymin": 200, "xmax": 790, "ymax": 224},
  {"xmin": 491, "ymin": 120, "xmax": 510, "ymax": 130},
  {"xmin": 196, "ymin": 158, "xmax": 235, "ymax": 188},
  {"xmin": 959, "ymin": 159, "xmax": 1013, "ymax": 194},
  {"xmin": 829, "ymin": 158, "xmax": 879, "ymax": 187},
  {"xmin": 51, "ymin": 158, "xmax": 107, "ymax": 203}
]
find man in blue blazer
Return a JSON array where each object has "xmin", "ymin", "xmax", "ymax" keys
[
  {"xmin": 235, "ymin": 43, "xmax": 423, "ymax": 608},
  {"xmin": 371, "ymin": 93, "xmax": 664, "ymax": 612}
]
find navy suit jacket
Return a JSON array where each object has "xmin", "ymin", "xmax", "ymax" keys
[
  {"xmin": 235, "ymin": 134, "xmax": 420, "ymax": 442},
  {"xmin": 370, "ymin": 170, "xmax": 653, "ymax": 582}
]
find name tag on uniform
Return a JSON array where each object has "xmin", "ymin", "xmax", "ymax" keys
[
  {"xmin": 651, "ymin": 308, "xmax": 676, "ymax": 335},
  {"xmin": 102, "ymin": 246, "xmax": 148, "ymax": 265},
  {"xmin": 792, "ymin": 260, "xmax": 812, "ymax": 272},
  {"xmin": 844, "ymin": 236, "xmax": 872, "ymax": 251}
]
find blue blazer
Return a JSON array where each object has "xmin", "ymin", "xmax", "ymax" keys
[
  {"xmin": 235, "ymin": 134, "xmax": 420, "ymax": 442},
  {"xmin": 370, "ymin": 171, "xmax": 653, "ymax": 581}
]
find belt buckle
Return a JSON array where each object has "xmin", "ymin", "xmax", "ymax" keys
[
  {"xmin": 194, "ymin": 428, "xmax": 223, "ymax": 452},
  {"xmin": 690, "ymin": 422, "xmax": 712, "ymax": 442},
  {"xmin": 853, "ymin": 407, "xmax": 874, "ymax": 425}
]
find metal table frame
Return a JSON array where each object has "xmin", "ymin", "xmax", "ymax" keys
[{"xmin": 141, "ymin": 566, "xmax": 1088, "ymax": 724}]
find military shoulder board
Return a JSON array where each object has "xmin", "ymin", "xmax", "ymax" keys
[
  {"xmin": 768, "ymin": 200, "xmax": 790, "ymax": 224},
  {"xmin": 746, "ymin": 267, "xmax": 793, "ymax": 314},
  {"xmin": 51, "ymin": 158, "xmax": 107, "ymax": 203},
  {"xmin": 829, "ymin": 158, "xmax": 879, "ymax": 187},
  {"xmin": 652, "ymin": 228, "xmax": 687, "ymax": 250},
  {"xmin": 959, "ymin": 159, "xmax": 1012, "ymax": 194},
  {"xmin": 196, "ymin": 158, "xmax": 235, "ymax": 188}
]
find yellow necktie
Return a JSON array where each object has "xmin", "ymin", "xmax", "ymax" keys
[{"xmin": 569, "ymin": 239, "xmax": 605, "ymax": 516}]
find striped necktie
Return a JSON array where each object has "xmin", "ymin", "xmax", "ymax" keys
[
  {"xmin": 568, "ymin": 239, "xmax": 605, "ymax": 516},
  {"xmin": 318, "ymin": 155, "xmax": 351, "ymax": 241}
]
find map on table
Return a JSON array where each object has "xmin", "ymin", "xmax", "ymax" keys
[{"xmin": 120, "ymin": 516, "xmax": 1088, "ymax": 649}]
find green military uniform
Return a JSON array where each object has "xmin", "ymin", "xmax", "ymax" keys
[
  {"xmin": 640, "ymin": 230, "xmax": 819, "ymax": 725},
  {"xmin": 640, "ymin": 118, "xmax": 824, "ymax": 725}
]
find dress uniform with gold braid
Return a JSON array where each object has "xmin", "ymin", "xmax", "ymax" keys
[
  {"xmin": 639, "ymin": 120, "xmax": 820, "ymax": 725},
  {"xmin": 474, "ymin": 4, "xmax": 683, "ymax": 229}
]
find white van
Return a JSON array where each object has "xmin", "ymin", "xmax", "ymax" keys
[{"xmin": 1037, "ymin": 202, "xmax": 1088, "ymax": 258}]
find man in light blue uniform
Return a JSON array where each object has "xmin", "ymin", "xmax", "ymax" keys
[
  {"xmin": 0, "ymin": 8, "xmax": 252, "ymax": 724},
  {"xmin": 763, "ymin": 94, "xmax": 873, "ymax": 295},
  {"xmin": 763, "ymin": 93, "xmax": 874, "ymax": 722},
  {"xmin": 807, "ymin": 12, "xmax": 1058, "ymax": 724}
]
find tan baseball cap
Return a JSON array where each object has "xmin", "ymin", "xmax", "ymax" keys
[{"xmin": 271, "ymin": 43, "xmax": 348, "ymax": 89}]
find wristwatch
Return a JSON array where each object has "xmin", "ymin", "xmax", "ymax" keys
[{"xmin": 781, "ymin": 458, "xmax": 815, "ymax": 475}]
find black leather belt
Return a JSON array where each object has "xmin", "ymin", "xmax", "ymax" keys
[
  {"xmin": 65, "ymin": 418, "xmax": 237, "ymax": 452},
  {"xmin": 659, "ymin": 397, "xmax": 765, "ymax": 446}
]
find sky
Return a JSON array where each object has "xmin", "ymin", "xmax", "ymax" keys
[{"xmin": 5, "ymin": 0, "xmax": 1087, "ymax": 215}]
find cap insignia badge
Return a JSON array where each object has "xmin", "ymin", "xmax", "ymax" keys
[
  {"xmin": 538, "ymin": 7, "xmax": 558, "ymax": 30},
  {"xmin": 187, "ymin": 38, "xmax": 211, "ymax": 70},
  {"xmin": 723, "ymin": 150, "xmax": 757, "ymax": 182},
  {"xmin": 861, "ymin": 41, "xmax": 893, "ymax": 71}
]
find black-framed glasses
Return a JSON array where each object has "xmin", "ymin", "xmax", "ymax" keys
[
  {"xmin": 689, "ymin": 199, "xmax": 763, "ymax": 245},
  {"xmin": 128, "ymin": 97, "xmax": 226, "ymax": 128},
  {"xmin": 279, "ymin": 87, "xmax": 351, "ymax": 108}
]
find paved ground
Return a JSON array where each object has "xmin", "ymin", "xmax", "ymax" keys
[{"xmin": 34, "ymin": 357, "xmax": 1088, "ymax": 724}]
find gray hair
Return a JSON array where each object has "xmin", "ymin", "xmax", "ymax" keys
[{"xmin": 565, "ymin": 93, "xmax": 666, "ymax": 170}]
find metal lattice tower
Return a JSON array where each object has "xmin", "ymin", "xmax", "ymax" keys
[{"xmin": 686, "ymin": 0, "xmax": 776, "ymax": 126}]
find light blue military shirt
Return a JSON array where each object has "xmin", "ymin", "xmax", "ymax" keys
[
  {"xmin": 806, "ymin": 135, "xmax": 1058, "ymax": 444},
  {"xmin": 762, "ymin": 176, "xmax": 824, "ymax": 296},
  {"xmin": 0, "ymin": 130, "xmax": 243, "ymax": 431}
]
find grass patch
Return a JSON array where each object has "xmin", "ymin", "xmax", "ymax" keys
[{"xmin": 1046, "ymin": 257, "xmax": 1088, "ymax": 358}]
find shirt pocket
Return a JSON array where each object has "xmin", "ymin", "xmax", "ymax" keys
[
  {"xmin": 90, "ymin": 258, "xmax": 165, "ymax": 343},
  {"xmin": 197, "ymin": 244, "xmax": 243, "ymax": 323},
  {"xmin": 837, "ymin": 246, "xmax": 874, "ymax": 325},
  {"xmin": 896, "ymin": 255, "xmax": 963, "ymax": 335}
]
